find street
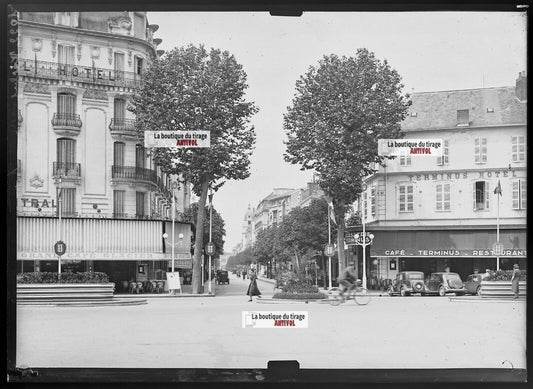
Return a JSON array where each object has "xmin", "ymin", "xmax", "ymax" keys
[{"xmin": 16, "ymin": 274, "xmax": 526, "ymax": 370}]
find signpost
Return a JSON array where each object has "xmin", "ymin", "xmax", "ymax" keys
[
  {"xmin": 324, "ymin": 243, "xmax": 335, "ymax": 289},
  {"xmin": 492, "ymin": 242, "xmax": 504, "ymax": 256},
  {"xmin": 352, "ymin": 231, "xmax": 375, "ymax": 289},
  {"xmin": 54, "ymin": 240, "xmax": 66, "ymax": 278}
]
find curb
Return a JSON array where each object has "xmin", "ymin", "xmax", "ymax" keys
[
  {"xmin": 256, "ymin": 297, "xmax": 328, "ymax": 304},
  {"xmin": 115, "ymin": 293, "xmax": 216, "ymax": 299},
  {"xmin": 17, "ymin": 298, "xmax": 148, "ymax": 307}
]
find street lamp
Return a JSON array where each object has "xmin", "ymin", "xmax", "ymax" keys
[
  {"xmin": 208, "ymin": 190, "xmax": 214, "ymax": 294},
  {"xmin": 56, "ymin": 182, "xmax": 63, "ymax": 279}
]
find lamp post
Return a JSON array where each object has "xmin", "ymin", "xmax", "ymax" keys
[
  {"xmin": 208, "ymin": 190, "xmax": 214, "ymax": 294},
  {"xmin": 57, "ymin": 186, "xmax": 62, "ymax": 279}
]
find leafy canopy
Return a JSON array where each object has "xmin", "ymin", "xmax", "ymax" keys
[{"xmin": 130, "ymin": 44, "xmax": 259, "ymax": 194}]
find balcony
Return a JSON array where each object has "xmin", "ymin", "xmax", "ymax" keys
[
  {"xmin": 53, "ymin": 162, "xmax": 81, "ymax": 185},
  {"xmin": 156, "ymin": 176, "xmax": 172, "ymax": 203},
  {"xmin": 111, "ymin": 165, "xmax": 157, "ymax": 188},
  {"xmin": 109, "ymin": 118, "xmax": 139, "ymax": 141},
  {"xmin": 19, "ymin": 58, "xmax": 142, "ymax": 89},
  {"xmin": 51, "ymin": 113, "xmax": 82, "ymax": 136}
]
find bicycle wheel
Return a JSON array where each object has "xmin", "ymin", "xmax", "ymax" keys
[
  {"xmin": 327, "ymin": 287, "xmax": 344, "ymax": 306},
  {"xmin": 353, "ymin": 287, "xmax": 371, "ymax": 305}
]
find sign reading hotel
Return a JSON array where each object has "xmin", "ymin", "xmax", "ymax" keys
[
  {"xmin": 144, "ymin": 131, "xmax": 210, "ymax": 148},
  {"xmin": 378, "ymin": 139, "xmax": 443, "ymax": 157}
]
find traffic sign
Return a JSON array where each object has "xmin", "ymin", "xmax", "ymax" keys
[
  {"xmin": 206, "ymin": 242, "xmax": 216, "ymax": 256},
  {"xmin": 492, "ymin": 242, "xmax": 504, "ymax": 256},
  {"xmin": 324, "ymin": 243, "xmax": 335, "ymax": 257},
  {"xmin": 354, "ymin": 233, "xmax": 374, "ymax": 246},
  {"xmin": 54, "ymin": 240, "xmax": 66, "ymax": 256}
]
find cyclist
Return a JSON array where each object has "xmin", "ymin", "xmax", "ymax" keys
[{"xmin": 337, "ymin": 261, "xmax": 357, "ymax": 297}]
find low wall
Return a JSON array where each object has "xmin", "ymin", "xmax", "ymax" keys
[
  {"xmin": 17, "ymin": 283, "xmax": 115, "ymax": 302},
  {"xmin": 480, "ymin": 281, "xmax": 526, "ymax": 298}
]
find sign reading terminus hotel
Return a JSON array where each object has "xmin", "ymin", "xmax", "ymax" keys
[{"xmin": 408, "ymin": 170, "xmax": 519, "ymax": 181}]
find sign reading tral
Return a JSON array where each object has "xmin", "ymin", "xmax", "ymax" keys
[{"xmin": 144, "ymin": 131, "xmax": 210, "ymax": 148}]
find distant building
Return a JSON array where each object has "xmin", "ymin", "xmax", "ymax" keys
[
  {"xmin": 351, "ymin": 72, "xmax": 527, "ymax": 282},
  {"xmin": 16, "ymin": 12, "xmax": 193, "ymax": 290}
]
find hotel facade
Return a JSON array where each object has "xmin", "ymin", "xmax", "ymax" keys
[
  {"xmin": 16, "ymin": 11, "xmax": 193, "ymax": 291},
  {"xmin": 350, "ymin": 73, "xmax": 527, "ymax": 282}
]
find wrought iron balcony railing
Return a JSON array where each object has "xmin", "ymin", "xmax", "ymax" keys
[
  {"xmin": 109, "ymin": 118, "xmax": 136, "ymax": 132},
  {"xmin": 19, "ymin": 58, "xmax": 142, "ymax": 88},
  {"xmin": 112, "ymin": 165, "xmax": 157, "ymax": 186},
  {"xmin": 52, "ymin": 113, "xmax": 82, "ymax": 129},
  {"xmin": 53, "ymin": 162, "xmax": 81, "ymax": 179}
]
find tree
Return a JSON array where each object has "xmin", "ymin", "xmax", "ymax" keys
[
  {"xmin": 226, "ymin": 246, "xmax": 254, "ymax": 270},
  {"xmin": 181, "ymin": 202, "xmax": 226, "ymax": 261},
  {"xmin": 131, "ymin": 45, "xmax": 258, "ymax": 293},
  {"xmin": 284, "ymin": 48, "xmax": 411, "ymax": 272}
]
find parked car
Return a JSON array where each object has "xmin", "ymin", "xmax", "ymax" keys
[
  {"xmin": 424, "ymin": 272, "xmax": 466, "ymax": 296},
  {"xmin": 464, "ymin": 273, "xmax": 484, "ymax": 295},
  {"xmin": 388, "ymin": 271, "xmax": 426, "ymax": 296},
  {"xmin": 216, "ymin": 270, "xmax": 230, "ymax": 285}
]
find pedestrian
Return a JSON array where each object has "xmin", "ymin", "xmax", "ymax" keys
[
  {"xmin": 242, "ymin": 269, "xmax": 247, "ymax": 280},
  {"xmin": 511, "ymin": 264, "xmax": 521, "ymax": 299},
  {"xmin": 482, "ymin": 268, "xmax": 492, "ymax": 280},
  {"xmin": 247, "ymin": 270, "xmax": 261, "ymax": 302}
]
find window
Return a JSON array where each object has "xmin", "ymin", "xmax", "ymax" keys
[
  {"xmin": 399, "ymin": 155, "xmax": 411, "ymax": 166},
  {"xmin": 113, "ymin": 142, "xmax": 125, "ymax": 166},
  {"xmin": 370, "ymin": 187, "xmax": 376, "ymax": 216},
  {"xmin": 135, "ymin": 145, "xmax": 146, "ymax": 168},
  {"xmin": 474, "ymin": 138, "xmax": 487, "ymax": 164},
  {"xmin": 114, "ymin": 98, "xmax": 126, "ymax": 120},
  {"xmin": 58, "ymin": 44, "xmax": 75, "ymax": 66},
  {"xmin": 134, "ymin": 56, "xmax": 144, "ymax": 76},
  {"xmin": 136, "ymin": 191, "xmax": 145, "ymax": 217},
  {"xmin": 512, "ymin": 180, "xmax": 527, "ymax": 210},
  {"xmin": 113, "ymin": 190, "xmax": 125, "ymax": 217},
  {"xmin": 437, "ymin": 139, "xmax": 449, "ymax": 165},
  {"xmin": 473, "ymin": 181, "xmax": 490, "ymax": 210},
  {"xmin": 457, "ymin": 109, "xmax": 469, "ymax": 126},
  {"xmin": 511, "ymin": 136, "xmax": 525, "ymax": 162},
  {"xmin": 55, "ymin": 12, "xmax": 79, "ymax": 27},
  {"xmin": 436, "ymin": 183, "xmax": 451, "ymax": 211},
  {"xmin": 57, "ymin": 138, "xmax": 76, "ymax": 164},
  {"xmin": 57, "ymin": 188, "xmax": 76, "ymax": 217},
  {"xmin": 57, "ymin": 93, "xmax": 76, "ymax": 115},
  {"xmin": 398, "ymin": 184, "xmax": 414, "ymax": 212}
]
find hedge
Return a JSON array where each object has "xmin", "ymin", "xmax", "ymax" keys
[
  {"xmin": 485, "ymin": 270, "xmax": 527, "ymax": 282},
  {"xmin": 17, "ymin": 272, "xmax": 110, "ymax": 284},
  {"xmin": 272, "ymin": 292, "xmax": 328, "ymax": 300}
]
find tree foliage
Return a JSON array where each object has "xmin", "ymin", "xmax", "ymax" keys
[
  {"xmin": 181, "ymin": 202, "xmax": 226, "ymax": 259},
  {"xmin": 131, "ymin": 44, "xmax": 258, "ymax": 293},
  {"xmin": 283, "ymin": 48, "xmax": 411, "ymax": 270},
  {"xmin": 226, "ymin": 246, "xmax": 254, "ymax": 270}
]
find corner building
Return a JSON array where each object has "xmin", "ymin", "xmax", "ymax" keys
[
  {"xmin": 16, "ymin": 12, "xmax": 193, "ymax": 290},
  {"xmin": 353, "ymin": 73, "xmax": 527, "ymax": 282}
]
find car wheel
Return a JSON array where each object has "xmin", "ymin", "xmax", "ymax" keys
[
  {"xmin": 438, "ymin": 286, "xmax": 446, "ymax": 296},
  {"xmin": 476, "ymin": 286, "xmax": 481, "ymax": 296}
]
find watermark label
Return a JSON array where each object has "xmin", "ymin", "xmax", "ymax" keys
[
  {"xmin": 242, "ymin": 311, "xmax": 308, "ymax": 328},
  {"xmin": 144, "ymin": 131, "xmax": 210, "ymax": 148},
  {"xmin": 378, "ymin": 139, "xmax": 443, "ymax": 157}
]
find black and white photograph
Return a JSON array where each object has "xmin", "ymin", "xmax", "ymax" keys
[{"xmin": 6, "ymin": 1, "xmax": 527, "ymax": 384}]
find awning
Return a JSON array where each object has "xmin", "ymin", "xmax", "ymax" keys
[{"xmin": 366, "ymin": 229, "xmax": 526, "ymax": 257}]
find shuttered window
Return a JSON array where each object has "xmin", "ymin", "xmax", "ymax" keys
[
  {"xmin": 57, "ymin": 188, "xmax": 76, "ymax": 216},
  {"xmin": 473, "ymin": 181, "xmax": 490, "ymax": 210},
  {"xmin": 113, "ymin": 190, "xmax": 125, "ymax": 216},
  {"xmin": 57, "ymin": 138, "xmax": 76, "ymax": 164},
  {"xmin": 398, "ymin": 184, "xmax": 413, "ymax": 212},
  {"xmin": 474, "ymin": 138, "xmax": 487, "ymax": 164},
  {"xmin": 511, "ymin": 136, "xmax": 525, "ymax": 162},
  {"xmin": 512, "ymin": 180, "xmax": 527, "ymax": 210},
  {"xmin": 114, "ymin": 98, "xmax": 126, "ymax": 120},
  {"xmin": 57, "ymin": 93, "xmax": 76, "ymax": 115},
  {"xmin": 135, "ymin": 145, "xmax": 145, "ymax": 168},
  {"xmin": 437, "ymin": 139, "xmax": 449, "ymax": 165},
  {"xmin": 58, "ymin": 44, "xmax": 75, "ymax": 65},
  {"xmin": 113, "ymin": 142, "xmax": 125, "ymax": 166},
  {"xmin": 436, "ymin": 183, "xmax": 451, "ymax": 211},
  {"xmin": 136, "ymin": 191, "xmax": 145, "ymax": 217}
]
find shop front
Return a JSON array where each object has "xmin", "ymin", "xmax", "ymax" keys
[{"xmin": 366, "ymin": 228, "xmax": 527, "ymax": 281}]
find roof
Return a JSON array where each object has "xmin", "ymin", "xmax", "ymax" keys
[{"xmin": 401, "ymin": 86, "xmax": 526, "ymax": 132}]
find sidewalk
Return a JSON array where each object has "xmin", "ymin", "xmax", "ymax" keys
[{"xmin": 116, "ymin": 280, "xmax": 217, "ymax": 298}]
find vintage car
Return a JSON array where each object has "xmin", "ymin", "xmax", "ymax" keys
[
  {"xmin": 464, "ymin": 273, "xmax": 485, "ymax": 296},
  {"xmin": 388, "ymin": 271, "xmax": 426, "ymax": 296},
  {"xmin": 424, "ymin": 272, "xmax": 467, "ymax": 296},
  {"xmin": 216, "ymin": 270, "xmax": 230, "ymax": 285}
]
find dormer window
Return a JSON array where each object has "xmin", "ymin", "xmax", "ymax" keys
[
  {"xmin": 457, "ymin": 109, "xmax": 469, "ymax": 126},
  {"xmin": 410, "ymin": 112, "xmax": 418, "ymax": 117},
  {"xmin": 54, "ymin": 12, "xmax": 79, "ymax": 27}
]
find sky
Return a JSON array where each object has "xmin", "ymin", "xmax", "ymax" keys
[{"xmin": 147, "ymin": 11, "xmax": 527, "ymax": 253}]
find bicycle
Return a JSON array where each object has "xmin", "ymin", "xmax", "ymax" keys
[{"xmin": 327, "ymin": 281, "xmax": 371, "ymax": 306}]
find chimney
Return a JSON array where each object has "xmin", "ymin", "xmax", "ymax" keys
[{"xmin": 516, "ymin": 71, "xmax": 527, "ymax": 101}]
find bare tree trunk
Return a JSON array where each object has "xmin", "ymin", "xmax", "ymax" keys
[{"xmin": 192, "ymin": 180, "xmax": 209, "ymax": 294}]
